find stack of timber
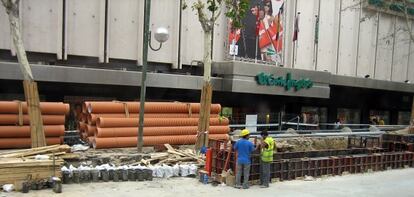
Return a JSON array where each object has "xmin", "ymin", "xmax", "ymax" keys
[
  {"xmin": 0, "ymin": 145, "xmax": 70, "ymax": 186},
  {"xmin": 78, "ymin": 101, "xmax": 230, "ymax": 149},
  {"xmin": 0, "ymin": 101, "xmax": 69, "ymax": 149}
]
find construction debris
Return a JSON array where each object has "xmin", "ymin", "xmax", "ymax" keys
[{"xmin": 275, "ymin": 137, "xmax": 348, "ymax": 152}]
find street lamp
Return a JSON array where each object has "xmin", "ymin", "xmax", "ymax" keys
[
  {"xmin": 138, "ymin": 0, "xmax": 170, "ymax": 152},
  {"xmin": 149, "ymin": 27, "xmax": 169, "ymax": 51}
]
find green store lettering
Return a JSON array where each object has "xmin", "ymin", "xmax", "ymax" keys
[{"xmin": 256, "ymin": 72, "xmax": 313, "ymax": 91}]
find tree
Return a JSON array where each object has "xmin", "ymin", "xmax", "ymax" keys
[
  {"xmin": 182, "ymin": 0, "xmax": 249, "ymax": 150},
  {"xmin": 1, "ymin": 0, "xmax": 46, "ymax": 147},
  {"xmin": 358, "ymin": 0, "xmax": 414, "ymax": 42}
]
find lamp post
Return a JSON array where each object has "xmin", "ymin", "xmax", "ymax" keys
[{"xmin": 138, "ymin": 0, "xmax": 169, "ymax": 152}]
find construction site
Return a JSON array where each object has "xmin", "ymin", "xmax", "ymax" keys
[{"xmin": 1, "ymin": 0, "xmax": 414, "ymax": 196}]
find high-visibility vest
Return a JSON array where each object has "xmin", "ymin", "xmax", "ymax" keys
[{"xmin": 261, "ymin": 137, "xmax": 275, "ymax": 162}]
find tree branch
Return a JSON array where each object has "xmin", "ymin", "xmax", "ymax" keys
[
  {"xmin": 212, "ymin": 9, "xmax": 222, "ymax": 23},
  {"xmin": 194, "ymin": 0, "xmax": 213, "ymax": 32}
]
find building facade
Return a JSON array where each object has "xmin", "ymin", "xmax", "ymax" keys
[{"xmin": 0, "ymin": 0, "xmax": 413, "ymax": 126}]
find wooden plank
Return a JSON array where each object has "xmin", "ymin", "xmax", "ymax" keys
[
  {"xmin": 23, "ymin": 80, "xmax": 46, "ymax": 148},
  {"xmin": 0, "ymin": 145, "xmax": 60, "ymax": 156},
  {"xmin": 0, "ymin": 145, "xmax": 70, "ymax": 158}
]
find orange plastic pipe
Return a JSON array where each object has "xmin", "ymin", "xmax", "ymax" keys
[
  {"xmin": 0, "ymin": 125, "xmax": 65, "ymax": 138},
  {"xmin": 86, "ymin": 124, "xmax": 97, "ymax": 136},
  {"xmin": 84, "ymin": 101, "xmax": 221, "ymax": 114},
  {"xmin": 0, "ymin": 114, "xmax": 65, "ymax": 125},
  {"xmin": 93, "ymin": 134, "xmax": 229, "ymax": 149},
  {"xmin": 96, "ymin": 125, "xmax": 230, "ymax": 137},
  {"xmin": 0, "ymin": 137, "xmax": 61, "ymax": 149},
  {"xmin": 88, "ymin": 113, "xmax": 219, "ymax": 125},
  {"xmin": 0, "ymin": 101, "xmax": 69, "ymax": 114},
  {"xmin": 96, "ymin": 117, "xmax": 229, "ymax": 128}
]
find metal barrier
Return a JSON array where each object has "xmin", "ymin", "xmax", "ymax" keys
[
  {"xmin": 382, "ymin": 134, "xmax": 414, "ymax": 152},
  {"xmin": 210, "ymin": 140, "xmax": 414, "ymax": 182}
]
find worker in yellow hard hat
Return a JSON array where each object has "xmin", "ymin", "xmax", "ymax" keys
[{"xmin": 233, "ymin": 129, "xmax": 254, "ymax": 189}]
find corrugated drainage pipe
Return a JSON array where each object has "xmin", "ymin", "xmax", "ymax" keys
[
  {"xmin": 84, "ymin": 101, "xmax": 221, "ymax": 114},
  {"xmin": 95, "ymin": 126, "xmax": 230, "ymax": 137},
  {"xmin": 96, "ymin": 117, "xmax": 229, "ymax": 128},
  {"xmin": 93, "ymin": 134, "xmax": 229, "ymax": 149}
]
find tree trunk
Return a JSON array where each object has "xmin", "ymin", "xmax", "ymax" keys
[
  {"xmin": 4, "ymin": 0, "xmax": 46, "ymax": 147},
  {"xmin": 7, "ymin": 2, "xmax": 34, "ymax": 80},
  {"xmin": 196, "ymin": 30, "xmax": 213, "ymax": 150}
]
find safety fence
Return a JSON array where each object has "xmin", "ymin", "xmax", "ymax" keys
[
  {"xmin": 382, "ymin": 134, "xmax": 414, "ymax": 152},
  {"xmin": 209, "ymin": 140, "xmax": 414, "ymax": 182}
]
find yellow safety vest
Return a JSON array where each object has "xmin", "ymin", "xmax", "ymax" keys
[{"xmin": 261, "ymin": 137, "xmax": 275, "ymax": 162}]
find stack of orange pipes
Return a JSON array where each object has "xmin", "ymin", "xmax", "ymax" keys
[
  {"xmin": 78, "ymin": 101, "xmax": 229, "ymax": 149},
  {"xmin": 0, "ymin": 101, "xmax": 69, "ymax": 149}
]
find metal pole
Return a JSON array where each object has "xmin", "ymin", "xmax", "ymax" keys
[
  {"xmin": 297, "ymin": 116, "xmax": 299, "ymax": 130},
  {"xmin": 255, "ymin": 36, "xmax": 258, "ymax": 63},
  {"xmin": 138, "ymin": 0, "xmax": 151, "ymax": 152}
]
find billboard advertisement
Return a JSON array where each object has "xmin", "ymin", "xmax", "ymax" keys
[{"xmin": 228, "ymin": 0, "xmax": 285, "ymax": 65}]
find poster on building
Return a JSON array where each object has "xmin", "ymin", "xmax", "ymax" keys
[{"xmin": 228, "ymin": 0, "xmax": 284, "ymax": 65}]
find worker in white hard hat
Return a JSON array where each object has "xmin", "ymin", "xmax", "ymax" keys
[{"xmin": 233, "ymin": 129, "xmax": 254, "ymax": 189}]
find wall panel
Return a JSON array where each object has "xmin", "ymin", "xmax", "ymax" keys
[
  {"xmin": 180, "ymin": 0, "xmax": 205, "ymax": 65},
  {"xmin": 375, "ymin": 14, "xmax": 394, "ymax": 80},
  {"xmin": 148, "ymin": 0, "xmax": 180, "ymax": 67},
  {"xmin": 356, "ymin": 10, "xmax": 377, "ymax": 78},
  {"xmin": 213, "ymin": 3, "xmax": 227, "ymax": 64},
  {"xmin": 21, "ymin": 0, "xmax": 62, "ymax": 58},
  {"xmin": 294, "ymin": 0, "xmax": 318, "ymax": 70},
  {"xmin": 65, "ymin": 0, "xmax": 105, "ymax": 61},
  {"xmin": 0, "ymin": 5, "xmax": 12, "ymax": 51},
  {"xmin": 107, "ymin": 0, "xmax": 141, "ymax": 61},
  {"xmin": 407, "ymin": 21, "xmax": 414, "ymax": 82},
  {"xmin": 337, "ymin": 0, "xmax": 360, "ymax": 76},
  {"xmin": 391, "ymin": 18, "xmax": 410, "ymax": 82},
  {"xmin": 316, "ymin": 0, "xmax": 340, "ymax": 73}
]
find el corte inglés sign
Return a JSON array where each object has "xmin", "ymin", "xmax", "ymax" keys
[{"xmin": 256, "ymin": 72, "xmax": 313, "ymax": 91}]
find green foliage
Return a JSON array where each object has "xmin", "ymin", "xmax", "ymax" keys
[
  {"xmin": 182, "ymin": 0, "xmax": 188, "ymax": 10},
  {"xmin": 207, "ymin": 0, "xmax": 218, "ymax": 12},
  {"xmin": 182, "ymin": 0, "xmax": 250, "ymax": 30},
  {"xmin": 368, "ymin": 0, "xmax": 385, "ymax": 7},
  {"xmin": 225, "ymin": 0, "xmax": 249, "ymax": 29}
]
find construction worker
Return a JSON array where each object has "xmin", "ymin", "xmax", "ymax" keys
[
  {"xmin": 258, "ymin": 130, "xmax": 275, "ymax": 188},
  {"xmin": 233, "ymin": 129, "xmax": 254, "ymax": 189}
]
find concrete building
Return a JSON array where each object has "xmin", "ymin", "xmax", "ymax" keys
[{"xmin": 0, "ymin": 0, "xmax": 413, "ymax": 126}]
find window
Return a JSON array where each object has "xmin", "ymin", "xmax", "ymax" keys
[
  {"xmin": 398, "ymin": 111, "xmax": 411, "ymax": 125},
  {"xmin": 369, "ymin": 110, "xmax": 390, "ymax": 125},
  {"xmin": 337, "ymin": 108, "xmax": 361, "ymax": 124}
]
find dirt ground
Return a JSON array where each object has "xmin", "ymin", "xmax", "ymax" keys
[{"xmin": 2, "ymin": 168, "xmax": 414, "ymax": 197}]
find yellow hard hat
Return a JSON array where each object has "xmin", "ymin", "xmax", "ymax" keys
[{"xmin": 240, "ymin": 129, "xmax": 250, "ymax": 137}]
